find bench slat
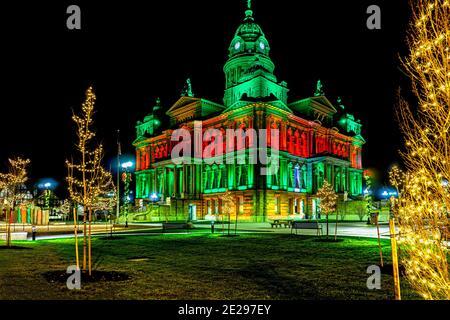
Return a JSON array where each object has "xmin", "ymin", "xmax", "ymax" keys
[{"xmin": 292, "ymin": 222, "xmax": 322, "ymax": 229}]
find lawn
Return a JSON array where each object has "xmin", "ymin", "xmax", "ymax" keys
[{"xmin": 0, "ymin": 231, "xmax": 420, "ymax": 300}]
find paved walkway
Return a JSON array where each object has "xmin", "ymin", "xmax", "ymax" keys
[{"xmin": 194, "ymin": 222, "xmax": 393, "ymax": 239}]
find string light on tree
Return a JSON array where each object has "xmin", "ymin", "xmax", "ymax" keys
[
  {"xmin": 66, "ymin": 86, "xmax": 114, "ymax": 275},
  {"xmin": 393, "ymin": 0, "xmax": 450, "ymax": 300},
  {"xmin": 316, "ymin": 180, "xmax": 338, "ymax": 240}
]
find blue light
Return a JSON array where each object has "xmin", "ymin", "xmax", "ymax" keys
[
  {"xmin": 122, "ymin": 161, "xmax": 133, "ymax": 169},
  {"xmin": 37, "ymin": 178, "xmax": 58, "ymax": 190}
]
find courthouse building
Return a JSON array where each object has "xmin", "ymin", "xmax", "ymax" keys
[{"xmin": 133, "ymin": 3, "xmax": 365, "ymax": 222}]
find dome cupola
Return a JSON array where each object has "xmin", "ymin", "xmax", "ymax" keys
[
  {"xmin": 228, "ymin": 2, "xmax": 270, "ymax": 58},
  {"xmin": 223, "ymin": 0, "xmax": 289, "ymax": 108}
]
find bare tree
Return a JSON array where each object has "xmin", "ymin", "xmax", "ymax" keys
[
  {"xmin": 393, "ymin": 0, "xmax": 450, "ymax": 299},
  {"xmin": 66, "ymin": 86, "xmax": 114, "ymax": 275},
  {"xmin": 0, "ymin": 157, "xmax": 31, "ymax": 247},
  {"xmin": 221, "ymin": 191, "xmax": 238, "ymax": 236},
  {"xmin": 316, "ymin": 180, "xmax": 338, "ymax": 240},
  {"xmin": 355, "ymin": 202, "xmax": 367, "ymax": 222}
]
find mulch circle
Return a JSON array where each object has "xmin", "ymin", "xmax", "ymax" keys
[
  {"xmin": 380, "ymin": 263, "xmax": 406, "ymax": 276},
  {"xmin": 43, "ymin": 270, "xmax": 130, "ymax": 284},
  {"xmin": 0, "ymin": 246, "xmax": 32, "ymax": 250}
]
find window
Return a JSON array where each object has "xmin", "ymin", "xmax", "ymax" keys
[
  {"xmin": 301, "ymin": 165, "xmax": 307, "ymax": 189},
  {"xmin": 294, "ymin": 164, "xmax": 301, "ymax": 189},
  {"xmin": 215, "ymin": 200, "xmax": 219, "ymax": 214},
  {"xmin": 220, "ymin": 166, "xmax": 227, "ymax": 188},
  {"xmin": 238, "ymin": 196, "xmax": 244, "ymax": 214},
  {"xmin": 209, "ymin": 168, "xmax": 215, "ymax": 190},
  {"xmin": 274, "ymin": 196, "xmax": 280, "ymax": 214},
  {"xmin": 288, "ymin": 163, "xmax": 294, "ymax": 188}
]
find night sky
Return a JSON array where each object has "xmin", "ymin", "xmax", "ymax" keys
[{"xmin": 1, "ymin": 0, "xmax": 411, "ymax": 196}]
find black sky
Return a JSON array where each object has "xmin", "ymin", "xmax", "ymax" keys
[{"xmin": 1, "ymin": 0, "xmax": 411, "ymax": 195}]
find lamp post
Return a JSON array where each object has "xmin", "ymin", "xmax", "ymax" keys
[
  {"xmin": 121, "ymin": 161, "xmax": 133, "ymax": 228},
  {"xmin": 150, "ymin": 192, "xmax": 158, "ymax": 219},
  {"xmin": 43, "ymin": 182, "xmax": 52, "ymax": 227}
]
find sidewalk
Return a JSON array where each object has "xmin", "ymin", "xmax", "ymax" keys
[{"xmin": 193, "ymin": 222, "xmax": 392, "ymax": 239}]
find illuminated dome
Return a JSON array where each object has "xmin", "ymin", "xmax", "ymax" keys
[
  {"xmin": 223, "ymin": 1, "xmax": 288, "ymax": 108},
  {"xmin": 228, "ymin": 8, "xmax": 270, "ymax": 58}
]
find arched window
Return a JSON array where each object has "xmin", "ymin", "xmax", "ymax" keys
[
  {"xmin": 287, "ymin": 128, "xmax": 294, "ymax": 154},
  {"xmin": 210, "ymin": 165, "xmax": 216, "ymax": 190},
  {"xmin": 288, "ymin": 162, "xmax": 294, "ymax": 188},
  {"xmin": 294, "ymin": 131, "xmax": 300, "ymax": 156},
  {"xmin": 220, "ymin": 165, "xmax": 227, "ymax": 188},
  {"xmin": 300, "ymin": 132, "xmax": 307, "ymax": 157},
  {"xmin": 294, "ymin": 164, "xmax": 301, "ymax": 189},
  {"xmin": 301, "ymin": 165, "xmax": 307, "ymax": 190},
  {"xmin": 203, "ymin": 166, "xmax": 210, "ymax": 191},
  {"xmin": 335, "ymin": 171, "xmax": 341, "ymax": 192}
]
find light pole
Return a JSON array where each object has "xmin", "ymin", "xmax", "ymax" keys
[
  {"xmin": 43, "ymin": 182, "xmax": 52, "ymax": 227},
  {"xmin": 116, "ymin": 130, "xmax": 121, "ymax": 223},
  {"xmin": 121, "ymin": 161, "xmax": 133, "ymax": 228},
  {"xmin": 150, "ymin": 193, "xmax": 158, "ymax": 219}
]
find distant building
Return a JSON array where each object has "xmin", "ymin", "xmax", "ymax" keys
[{"xmin": 133, "ymin": 3, "xmax": 364, "ymax": 221}]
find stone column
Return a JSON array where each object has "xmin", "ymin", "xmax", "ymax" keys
[{"xmin": 173, "ymin": 167, "xmax": 178, "ymax": 196}]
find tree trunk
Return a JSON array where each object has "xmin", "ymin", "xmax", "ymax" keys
[
  {"xmin": 6, "ymin": 207, "xmax": 12, "ymax": 247},
  {"xmin": 73, "ymin": 207, "xmax": 79, "ymax": 269},
  {"xmin": 83, "ymin": 210, "xmax": 87, "ymax": 271},
  {"xmin": 326, "ymin": 214, "xmax": 329, "ymax": 239},
  {"xmin": 334, "ymin": 210, "xmax": 338, "ymax": 241},
  {"xmin": 234, "ymin": 207, "xmax": 238, "ymax": 235},
  {"xmin": 88, "ymin": 207, "xmax": 92, "ymax": 276},
  {"xmin": 228, "ymin": 212, "xmax": 231, "ymax": 236}
]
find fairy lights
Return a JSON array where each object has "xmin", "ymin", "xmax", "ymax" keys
[
  {"xmin": 66, "ymin": 86, "xmax": 114, "ymax": 275},
  {"xmin": 0, "ymin": 157, "xmax": 31, "ymax": 247},
  {"xmin": 316, "ymin": 180, "xmax": 338, "ymax": 239},
  {"xmin": 392, "ymin": 0, "xmax": 450, "ymax": 300}
]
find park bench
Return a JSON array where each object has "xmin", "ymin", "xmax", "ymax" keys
[
  {"xmin": 291, "ymin": 221, "xmax": 323, "ymax": 236},
  {"xmin": 162, "ymin": 222, "xmax": 189, "ymax": 233},
  {"xmin": 270, "ymin": 219, "xmax": 291, "ymax": 228}
]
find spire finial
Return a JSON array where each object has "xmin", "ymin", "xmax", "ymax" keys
[
  {"xmin": 314, "ymin": 79, "xmax": 325, "ymax": 97},
  {"xmin": 337, "ymin": 96, "xmax": 345, "ymax": 110},
  {"xmin": 181, "ymin": 78, "xmax": 194, "ymax": 97},
  {"xmin": 244, "ymin": 0, "xmax": 253, "ymax": 20},
  {"xmin": 152, "ymin": 97, "xmax": 161, "ymax": 113}
]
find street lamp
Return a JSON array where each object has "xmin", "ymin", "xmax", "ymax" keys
[
  {"xmin": 150, "ymin": 193, "xmax": 159, "ymax": 219},
  {"xmin": 121, "ymin": 161, "xmax": 133, "ymax": 169},
  {"xmin": 121, "ymin": 161, "xmax": 133, "ymax": 228}
]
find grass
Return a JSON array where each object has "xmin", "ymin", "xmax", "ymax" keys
[{"xmin": 0, "ymin": 232, "xmax": 421, "ymax": 300}]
